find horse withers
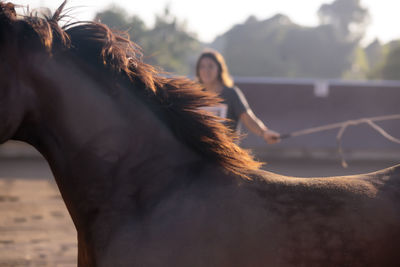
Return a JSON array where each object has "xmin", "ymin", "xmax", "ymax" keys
[{"xmin": 0, "ymin": 2, "xmax": 400, "ymax": 266}]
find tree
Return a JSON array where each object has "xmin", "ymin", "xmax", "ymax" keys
[
  {"xmin": 342, "ymin": 46, "xmax": 369, "ymax": 79},
  {"xmin": 211, "ymin": 14, "xmax": 355, "ymax": 79},
  {"xmin": 95, "ymin": 5, "xmax": 202, "ymax": 75},
  {"xmin": 209, "ymin": 0, "xmax": 371, "ymax": 79},
  {"xmin": 378, "ymin": 41, "xmax": 400, "ymax": 80},
  {"xmin": 365, "ymin": 39, "xmax": 384, "ymax": 71},
  {"xmin": 141, "ymin": 5, "xmax": 202, "ymax": 74},
  {"xmin": 95, "ymin": 6, "xmax": 146, "ymax": 43},
  {"xmin": 318, "ymin": 0, "xmax": 369, "ymax": 41}
]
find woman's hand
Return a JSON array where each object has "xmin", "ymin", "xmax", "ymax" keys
[
  {"xmin": 240, "ymin": 111, "xmax": 281, "ymax": 144},
  {"xmin": 262, "ymin": 129, "xmax": 281, "ymax": 144}
]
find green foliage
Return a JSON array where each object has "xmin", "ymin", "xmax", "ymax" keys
[
  {"xmin": 366, "ymin": 41, "xmax": 400, "ymax": 80},
  {"xmin": 94, "ymin": 1, "xmax": 380, "ymax": 80},
  {"xmin": 364, "ymin": 39, "xmax": 384, "ymax": 71},
  {"xmin": 212, "ymin": 15, "xmax": 357, "ymax": 79},
  {"xmin": 140, "ymin": 6, "xmax": 202, "ymax": 74},
  {"xmin": 95, "ymin": 6, "xmax": 146, "ymax": 41},
  {"xmin": 217, "ymin": 14, "xmax": 296, "ymax": 77},
  {"xmin": 342, "ymin": 46, "xmax": 369, "ymax": 79},
  {"xmin": 379, "ymin": 41, "xmax": 400, "ymax": 80},
  {"xmin": 365, "ymin": 39, "xmax": 386, "ymax": 79},
  {"xmin": 318, "ymin": 0, "xmax": 369, "ymax": 41},
  {"xmin": 210, "ymin": 0, "xmax": 372, "ymax": 79},
  {"xmin": 95, "ymin": 5, "xmax": 202, "ymax": 75}
]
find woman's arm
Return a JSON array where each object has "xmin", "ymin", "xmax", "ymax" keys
[{"xmin": 240, "ymin": 110, "xmax": 280, "ymax": 144}]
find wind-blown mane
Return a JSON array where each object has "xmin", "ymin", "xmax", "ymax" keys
[{"xmin": 0, "ymin": 1, "xmax": 262, "ymax": 178}]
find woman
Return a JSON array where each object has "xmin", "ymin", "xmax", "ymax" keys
[{"xmin": 196, "ymin": 50, "xmax": 280, "ymax": 144}]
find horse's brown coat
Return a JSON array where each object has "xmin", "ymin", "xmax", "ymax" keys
[{"xmin": 0, "ymin": 2, "xmax": 400, "ymax": 266}]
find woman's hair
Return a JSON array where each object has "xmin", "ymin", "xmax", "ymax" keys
[{"xmin": 196, "ymin": 49, "xmax": 234, "ymax": 88}]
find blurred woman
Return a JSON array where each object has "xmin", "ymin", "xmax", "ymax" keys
[{"xmin": 196, "ymin": 50, "xmax": 280, "ymax": 144}]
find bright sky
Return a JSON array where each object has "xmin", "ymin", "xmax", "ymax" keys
[{"xmin": 11, "ymin": 0, "xmax": 400, "ymax": 46}]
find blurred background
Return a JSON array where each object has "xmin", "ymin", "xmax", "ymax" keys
[
  {"xmin": 0, "ymin": 1, "xmax": 399, "ymax": 265},
  {"xmin": 10, "ymin": 0, "xmax": 400, "ymax": 79}
]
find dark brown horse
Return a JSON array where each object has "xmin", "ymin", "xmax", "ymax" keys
[{"xmin": 1, "ymin": 2, "xmax": 400, "ymax": 266}]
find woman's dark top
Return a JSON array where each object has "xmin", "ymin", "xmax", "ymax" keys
[{"xmin": 219, "ymin": 86, "xmax": 250, "ymax": 131}]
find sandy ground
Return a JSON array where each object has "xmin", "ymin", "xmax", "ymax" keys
[
  {"xmin": 0, "ymin": 156, "xmax": 398, "ymax": 266},
  {"xmin": 0, "ymin": 159, "xmax": 76, "ymax": 267}
]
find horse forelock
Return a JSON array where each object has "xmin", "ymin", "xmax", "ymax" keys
[{"xmin": 4, "ymin": 1, "xmax": 263, "ymax": 179}]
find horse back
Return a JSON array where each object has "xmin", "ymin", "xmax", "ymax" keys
[
  {"xmin": 100, "ymin": 165, "xmax": 400, "ymax": 267},
  {"xmin": 246, "ymin": 163, "xmax": 400, "ymax": 267}
]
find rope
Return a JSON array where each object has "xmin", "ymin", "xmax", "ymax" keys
[{"xmin": 279, "ymin": 114, "xmax": 400, "ymax": 168}]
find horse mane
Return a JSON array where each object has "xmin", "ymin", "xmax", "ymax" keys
[{"xmin": 0, "ymin": 1, "xmax": 263, "ymax": 179}]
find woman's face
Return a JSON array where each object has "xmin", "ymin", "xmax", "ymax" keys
[{"xmin": 198, "ymin": 57, "xmax": 219, "ymax": 85}]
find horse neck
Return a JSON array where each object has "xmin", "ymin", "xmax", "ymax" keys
[{"xmin": 19, "ymin": 57, "xmax": 200, "ymax": 226}]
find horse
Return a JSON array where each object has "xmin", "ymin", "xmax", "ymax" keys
[{"xmin": 1, "ymin": 2, "xmax": 400, "ymax": 266}]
